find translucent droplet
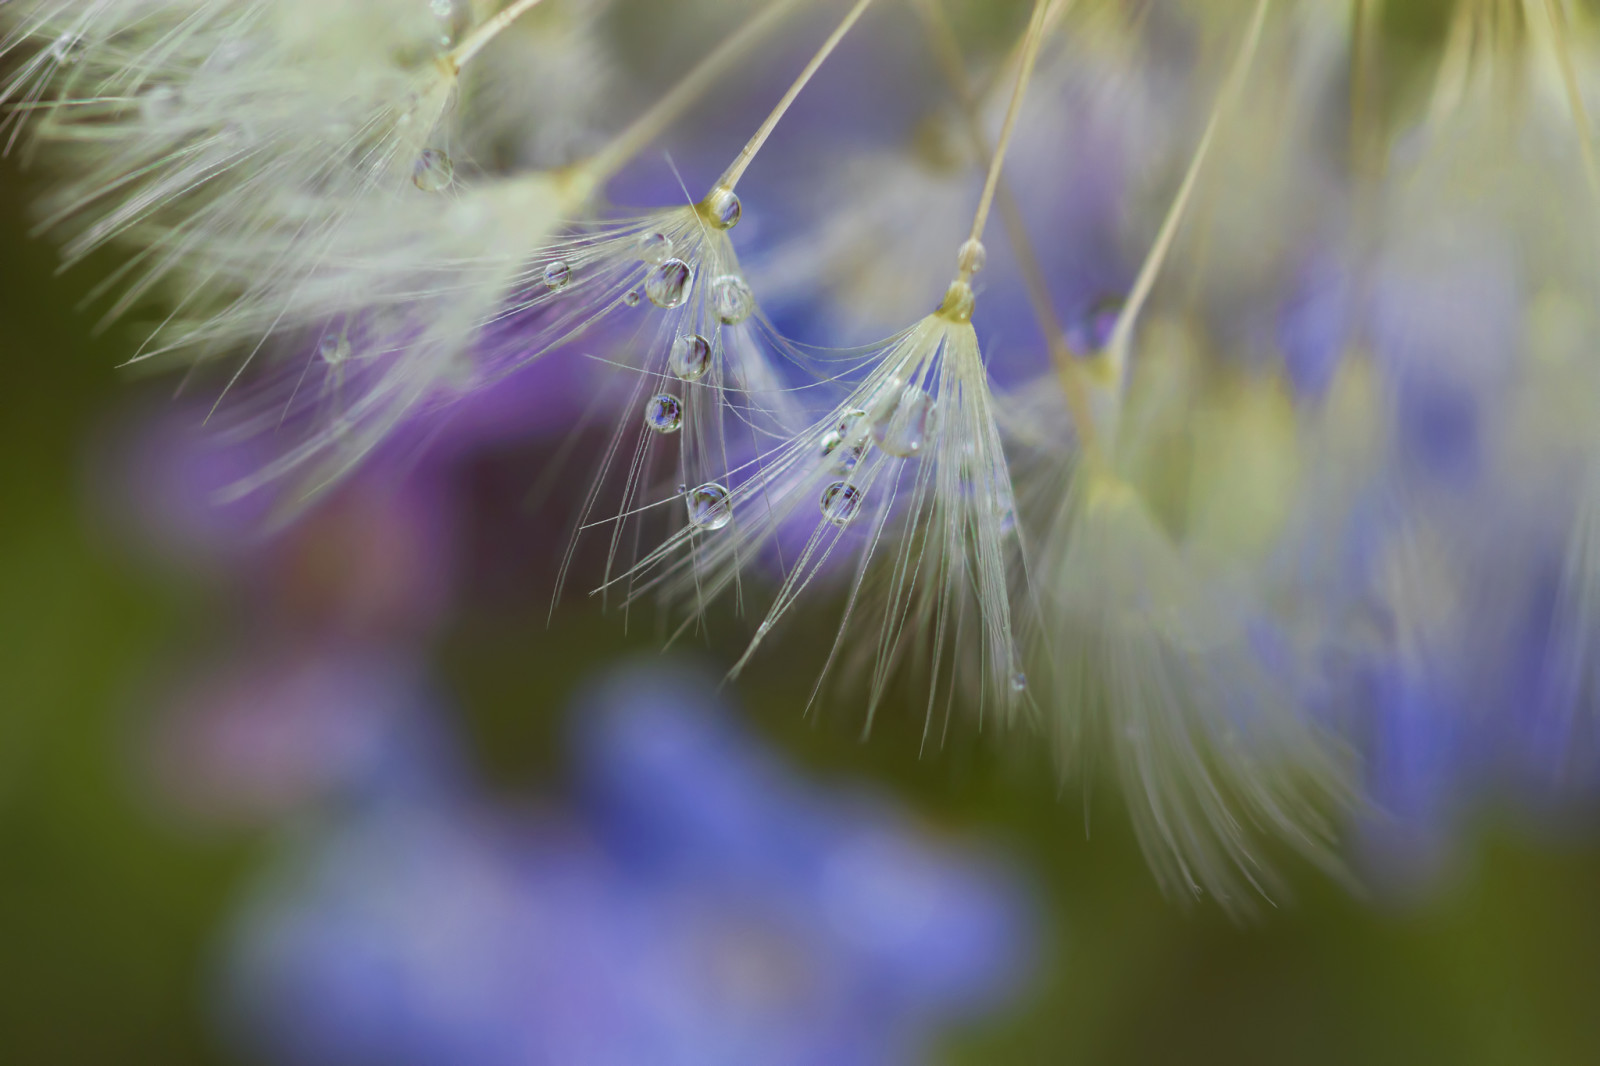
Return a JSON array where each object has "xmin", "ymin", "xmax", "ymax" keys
[
  {"xmin": 542, "ymin": 260, "xmax": 571, "ymax": 290},
  {"xmin": 957, "ymin": 238, "xmax": 988, "ymax": 275},
  {"xmin": 645, "ymin": 393, "xmax": 683, "ymax": 434},
  {"xmin": 1070, "ymin": 294, "xmax": 1125, "ymax": 353},
  {"xmin": 819, "ymin": 481, "xmax": 864, "ymax": 528},
  {"xmin": 704, "ymin": 186, "xmax": 742, "ymax": 230},
  {"xmin": 669, "ymin": 333, "xmax": 712, "ymax": 381},
  {"xmin": 1010, "ymin": 672, "xmax": 1028, "ymax": 694},
  {"xmin": 645, "ymin": 258, "xmax": 693, "ymax": 309},
  {"xmin": 50, "ymin": 33, "xmax": 85, "ymax": 65},
  {"xmin": 622, "ymin": 289, "xmax": 642, "ymax": 307},
  {"xmin": 412, "ymin": 148, "xmax": 454, "ymax": 192},
  {"xmin": 820, "ymin": 409, "xmax": 869, "ymax": 472},
  {"xmin": 636, "ymin": 232, "xmax": 673, "ymax": 265},
  {"xmin": 319, "ymin": 334, "xmax": 351, "ymax": 365},
  {"xmin": 871, "ymin": 385, "xmax": 936, "ymax": 458},
  {"xmin": 686, "ymin": 483, "xmax": 733, "ymax": 531},
  {"xmin": 710, "ymin": 274, "xmax": 755, "ymax": 325}
]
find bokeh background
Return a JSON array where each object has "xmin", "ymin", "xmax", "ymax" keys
[{"xmin": 5, "ymin": 9, "xmax": 1600, "ymax": 1062}]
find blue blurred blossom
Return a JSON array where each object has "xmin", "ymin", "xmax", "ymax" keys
[{"xmin": 220, "ymin": 663, "xmax": 1038, "ymax": 1066}]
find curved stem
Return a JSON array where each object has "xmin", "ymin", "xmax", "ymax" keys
[
  {"xmin": 910, "ymin": 0, "xmax": 1099, "ymax": 449},
  {"xmin": 714, "ymin": 0, "xmax": 880, "ymax": 193},
  {"xmin": 581, "ymin": 0, "xmax": 805, "ymax": 190},
  {"xmin": 1102, "ymin": 0, "xmax": 1272, "ymax": 388},
  {"xmin": 444, "ymin": 0, "xmax": 551, "ymax": 75},
  {"xmin": 959, "ymin": 0, "xmax": 1053, "ymax": 274}
]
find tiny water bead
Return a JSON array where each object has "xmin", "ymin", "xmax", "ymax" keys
[
  {"xmin": 704, "ymin": 186, "xmax": 742, "ymax": 230},
  {"xmin": 636, "ymin": 232, "xmax": 674, "ymax": 265},
  {"xmin": 670, "ymin": 334, "xmax": 712, "ymax": 381},
  {"xmin": 710, "ymin": 275, "xmax": 755, "ymax": 325},
  {"xmin": 686, "ymin": 483, "xmax": 733, "ymax": 531},
  {"xmin": 872, "ymin": 385, "xmax": 936, "ymax": 458},
  {"xmin": 645, "ymin": 258, "xmax": 694, "ymax": 309},
  {"xmin": 319, "ymin": 334, "xmax": 351, "ymax": 365},
  {"xmin": 1011, "ymin": 672, "xmax": 1028, "ymax": 694},
  {"xmin": 622, "ymin": 289, "xmax": 642, "ymax": 307},
  {"xmin": 542, "ymin": 260, "xmax": 572, "ymax": 290},
  {"xmin": 819, "ymin": 481, "xmax": 864, "ymax": 528},
  {"xmin": 645, "ymin": 394, "xmax": 683, "ymax": 434},
  {"xmin": 412, "ymin": 148, "xmax": 454, "ymax": 192},
  {"xmin": 957, "ymin": 238, "xmax": 988, "ymax": 275}
]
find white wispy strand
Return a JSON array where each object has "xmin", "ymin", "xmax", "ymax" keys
[{"xmin": 617, "ymin": 291, "xmax": 1029, "ymax": 730}]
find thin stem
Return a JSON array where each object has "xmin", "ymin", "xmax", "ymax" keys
[
  {"xmin": 582, "ymin": 0, "xmax": 806, "ymax": 190},
  {"xmin": 1348, "ymin": 0, "xmax": 1380, "ymax": 180},
  {"xmin": 961, "ymin": 0, "xmax": 1053, "ymax": 271},
  {"xmin": 715, "ymin": 0, "xmax": 880, "ymax": 192},
  {"xmin": 1103, "ymin": 0, "xmax": 1272, "ymax": 386},
  {"xmin": 444, "ymin": 0, "xmax": 551, "ymax": 75},
  {"xmin": 910, "ymin": 0, "xmax": 1100, "ymax": 449}
]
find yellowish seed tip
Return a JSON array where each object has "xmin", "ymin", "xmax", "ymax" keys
[{"xmin": 938, "ymin": 280, "xmax": 975, "ymax": 322}]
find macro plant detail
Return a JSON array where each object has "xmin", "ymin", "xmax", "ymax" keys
[{"xmin": 9, "ymin": 0, "xmax": 1600, "ymax": 922}]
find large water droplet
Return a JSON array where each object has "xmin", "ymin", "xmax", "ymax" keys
[
  {"xmin": 704, "ymin": 186, "xmax": 741, "ymax": 229},
  {"xmin": 412, "ymin": 148, "xmax": 454, "ymax": 192},
  {"xmin": 686, "ymin": 483, "xmax": 733, "ymax": 531},
  {"xmin": 819, "ymin": 481, "xmax": 864, "ymax": 528},
  {"xmin": 645, "ymin": 394, "xmax": 683, "ymax": 434},
  {"xmin": 636, "ymin": 232, "xmax": 673, "ymax": 265},
  {"xmin": 645, "ymin": 258, "xmax": 693, "ymax": 309},
  {"xmin": 319, "ymin": 334, "xmax": 351, "ymax": 365},
  {"xmin": 670, "ymin": 334, "xmax": 712, "ymax": 381},
  {"xmin": 871, "ymin": 385, "xmax": 936, "ymax": 458},
  {"xmin": 542, "ymin": 260, "xmax": 571, "ymax": 290},
  {"xmin": 710, "ymin": 274, "xmax": 754, "ymax": 325}
]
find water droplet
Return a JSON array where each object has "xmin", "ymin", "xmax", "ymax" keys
[
  {"xmin": 645, "ymin": 393, "xmax": 683, "ymax": 434},
  {"xmin": 710, "ymin": 274, "xmax": 754, "ymax": 325},
  {"xmin": 319, "ymin": 334, "xmax": 351, "ymax": 365},
  {"xmin": 686, "ymin": 483, "xmax": 733, "ymax": 531},
  {"xmin": 871, "ymin": 385, "xmax": 936, "ymax": 458},
  {"xmin": 669, "ymin": 333, "xmax": 712, "ymax": 381},
  {"xmin": 636, "ymin": 232, "xmax": 673, "ymax": 265},
  {"xmin": 819, "ymin": 481, "xmax": 864, "ymax": 527},
  {"xmin": 704, "ymin": 186, "xmax": 742, "ymax": 229},
  {"xmin": 412, "ymin": 148, "xmax": 454, "ymax": 192},
  {"xmin": 957, "ymin": 238, "xmax": 988, "ymax": 275},
  {"xmin": 542, "ymin": 260, "xmax": 571, "ymax": 290},
  {"xmin": 645, "ymin": 258, "xmax": 693, "ymax": 309},
  {"xmin": 50, "ymin": 33, "xmax": 85, "ymax": 65},
  {"xmin": 820, "ymin": 409, "xmax": 869, "ymax": 472},
  {"xmin": 1010, "ymin": 672, "xmax": 1028, "ymax": 694},
  {"xmin": 1070, "ymin": 295, "xmax": 1124, "ymax": 353},
  {"xmin": 623, "ymin": 289, "xmax": 642, "ymax": 307}
]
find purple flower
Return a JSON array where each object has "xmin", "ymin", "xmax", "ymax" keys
[{"xmin": 219, "ymin": 662, "xmax": 1038, "ymax": 1065}]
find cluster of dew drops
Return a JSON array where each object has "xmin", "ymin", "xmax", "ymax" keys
[{"xmin": 401, "ymin": 41, "xmax": 954, "ymax": 544}]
